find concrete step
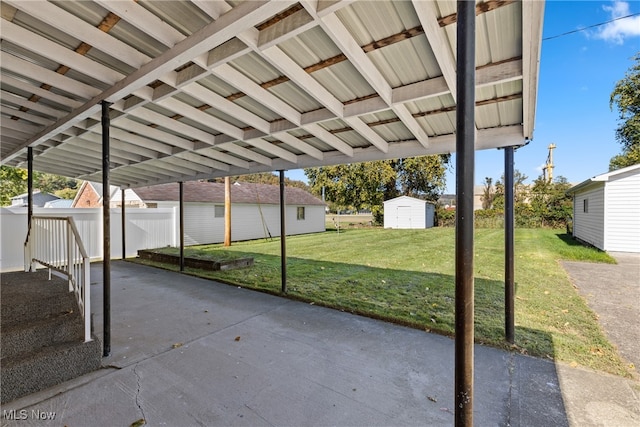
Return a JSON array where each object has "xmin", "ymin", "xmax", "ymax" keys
[
  {"xmin": 1, "ymin": 338, "xmax": 102, "ymax": 404},
  {"xmin": 1, "ymin": 310, "xmax": 84, "ymax": 359},
  {"xmin": 0, "ymin": 270, "xmax": 102, "ymax": 404},
  {"xmin": 1, "ymin": 270, "xmax": 75, "ymax": 327}
]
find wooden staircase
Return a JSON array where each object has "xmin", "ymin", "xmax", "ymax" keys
[{"xmin": 1, "ymin": 270, "xmax": 101, "ymax": 404}]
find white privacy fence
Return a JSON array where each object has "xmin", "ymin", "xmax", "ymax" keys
[
  {"xmin": 25, "ymin": 216, "xmax": 91, "ymax": 342},
  {"xmin": 1, "ymin": 207, "xmax": 176, "ymax": 272}
]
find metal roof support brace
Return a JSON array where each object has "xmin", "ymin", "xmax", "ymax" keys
[
  {"xmin": 179, "ymin": 181, "xmax": 184, "ymax": 272},
  {"xmin": 454, "ymin": 1, "xmax": 476, "ymax": 426},
  {"xmin": 279, "ymin": 170, "xmax": 287, "ymax": 294},
  {"xmin": 101, "ymin": 100, "xmax": 111, "ymax": 357},
  {"xmin": 504, "ymin": 146, "xmax": 515, "ymax": 344}
]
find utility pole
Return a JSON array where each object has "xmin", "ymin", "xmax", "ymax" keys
[
  {"xmin": 543, "ymin": 143, "xmax": 556, "ymax": 183},
  {"xmin": 224, "ymin": 176, "xmax": 231, "ymax": 246}
]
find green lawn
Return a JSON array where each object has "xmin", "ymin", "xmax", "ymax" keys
[{"xmin": 133, "ymin": 228, "xmax": 633, "ymax": 377}]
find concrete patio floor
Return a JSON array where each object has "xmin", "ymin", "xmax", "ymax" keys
[{"xmin": 2, "ymin": 261, "xmax": 638, "ymax": 426}]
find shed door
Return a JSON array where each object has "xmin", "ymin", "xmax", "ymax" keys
[{"xmin": 396, "ymin": 206, "xmax": 412, "ymax": 229}]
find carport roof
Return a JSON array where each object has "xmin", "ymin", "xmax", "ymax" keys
[{"xmin": 0, "ymin": 0, "xmax": 544, "ymax": 188}]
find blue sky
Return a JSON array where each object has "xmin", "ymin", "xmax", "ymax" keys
[{"xmin": 285, "ymin": 0, "xmax": 640, "ymax": 193}]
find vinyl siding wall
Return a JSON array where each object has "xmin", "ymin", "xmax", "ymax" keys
[
  {"xmin": 604, "ymin": 170, "xmax": 640, "ymax": 252},
  {"xmin": 572, "ymin": 184, "xmax": 605, "ymax": 250},
  {"xmin": 155, "ymin": 202, "xmax": 325, "ymax": 245}
]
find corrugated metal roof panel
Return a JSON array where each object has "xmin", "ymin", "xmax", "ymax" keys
[
  {"xmin": 234, "ymin": 97, "xmax": 283, "ymax": 123},
  {"xmin": 376, "ymin": 122, "xmax": 413, "ymax": 142},
  {"xmin": 268, "ymin": 81, "xmax": 322, "ymax": 114},
  {"xmin": 109, "ymin": 19, "xmax": 170, "ymax": 58},
  {"xmin": 278, "ymin": 26, "xmax": 342, "ymax": 68},
  {"xmin": 312, "ymin": 61, "xmax": 376, "ymax": 102},
  {"xmin": 418, "ymin": 111, "xmax": 456, "ymax": 137},
  {"xmin": 335, "ymin": 1, "xmax": 419, "ymax": 44},
  {"xmin": 230, "ymin": 52, "xmax": 282, "ymax": 85},
  {"xmin": 197, "ymin": 74, "xmax": 241, "ymax": 98},
  {"xmin": 138, "ymin": 0, "xmax": 211, "ymax": 36},
  {"xmin": 477, "ymin": 80, "xmax": 522, "ymax": 102},
  {"xmin": 411, "ymin": 94, "xmax": 456, "ymax": 113}
]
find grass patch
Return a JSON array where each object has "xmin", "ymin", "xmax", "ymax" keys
[{"xmin": 133, "ymin": 228, "xmax": 629, "ymax": 377}]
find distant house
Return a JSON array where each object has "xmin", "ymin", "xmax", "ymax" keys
[
  {"xmin": 111, "ymin": 181, "xmax": 326, "ymax": 245},
  {"xmin": 10, "ymin": 190, "xmax": 59, "ymax": 207},
  {"xmin": 44, "ymin": 199, "xmax": 74, "ymax": 208},
  {"xmin": 439, "ymin": 186, "xmax": 497, "ymax": 211},
  {"xmin": 383, "ymin": 196, "xmax": 435, "ymax": 229},
  {"xmin": 567, "ymin": 164, "xmax": 640, "ymax": 253},
  {"xmin": 72, "ymin": 181, "xmax": 118, "ymax": 208}
]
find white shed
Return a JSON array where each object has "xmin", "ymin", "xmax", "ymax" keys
[
  {"xmin": 383, "ymin": 196, "xmax": 435, "ymax": 229},
  {"xmin": 567, "ymin": 164, "xmax": 640, "ymax": 253}
]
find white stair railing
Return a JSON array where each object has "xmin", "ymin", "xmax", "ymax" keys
[{"xmin": 24, "ymin": 216, "xmax": 91, "ymax": 342}]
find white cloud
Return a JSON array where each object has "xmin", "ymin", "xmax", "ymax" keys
[{"xmin": 594, "ymin": 1, "xmax": 640, "ymax": 44}]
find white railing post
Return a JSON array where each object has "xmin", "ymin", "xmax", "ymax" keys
[
  {"xmin": 24, "ymin": 230, "xmax": 31, "ymax": 272},
  {"xmin": 32, "ymin": 218, "xmax": 39, "ymax": 272},
  {"xmin": 67, "ymin": 220, "xmax": 73, "ymax": 292}
]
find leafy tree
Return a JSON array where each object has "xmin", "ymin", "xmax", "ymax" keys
[
  {"xmin": 492, "ymin": 170, "xmax": 528, "ymax": 210},
  {"xmin": 54, "ymin": 188, "xmax": 79, "ymax": 200},
  {"xmin": 34, "ymin": 172, "xmax": 79, "ymax": 195},
  {"xmin": 609, "ymin": 143, "xmax": 640, "ymax": 170},
  {"xmin": 393, "ymin": 155, "xmax": 450, "ymax": 201},
  {"xmin": 0, "ymin": 166, "xmax": 80, "ymax": 206},
  {"xmin": 0, "ymin": 166, "xmax": 27, "ymax": 206},
  {"xmin": 529, "ymin": 175, "xmax": 573, "ymax": 227},
  {"xmin": 609, "ymin": 52, "xmax": 640, "ymax": 170},
  {"xmin": 305, "ymin": 161, "xmax": 395, "ymax": 220},
  {"xmin": 481, "ymin": 177, "xmax": 494, "ymax": 210},
  {"xmin": 305, "ymin": 154, "xmax": 450, "ymax": 223}
]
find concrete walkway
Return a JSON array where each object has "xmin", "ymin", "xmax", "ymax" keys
[
  {"xmin": 2, "ymin": 261, "xmax": 639, "ymax": 426},
  {"xmin": 562, "ymin": 252, "xmax": 640, "ymax": 371}
]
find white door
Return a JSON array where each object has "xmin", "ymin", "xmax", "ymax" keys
[{"xmin": 396, "ymin": 206, "xmax": 412, "ymax": 229}]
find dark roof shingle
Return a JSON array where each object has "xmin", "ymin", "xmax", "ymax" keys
[{"xmin": 133, "ymin": 181, "xmax": 325, "ymax": 206}]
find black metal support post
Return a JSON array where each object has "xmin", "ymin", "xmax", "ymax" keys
[
  {"xmin": 27, "ymin": 147, "xmax": 33, "ymax": 230},
  {"xmin": 179, "ymin": 181, "xmax": 185, "ymax": 272},
  {"xmin": 101, "ymin": 101, "xmax": 111, "ymax": 357},
  {"xmin": 121, "ymin": 188, "xmax": 126, "ymax": 260},
  {"xmin": 455, "ymin": 2, "xmax": 476, "ymax": 426},
  {"xmin": 27, "ymin": 147, "xmax": 34, "ymax": 272},
  {"xmin": 279, "ymin": 170, "xmax": 287, "ymax": 293},
  {"xmin": 505, "ymin": 146, "xmax": 515, "ymax": 343}
]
